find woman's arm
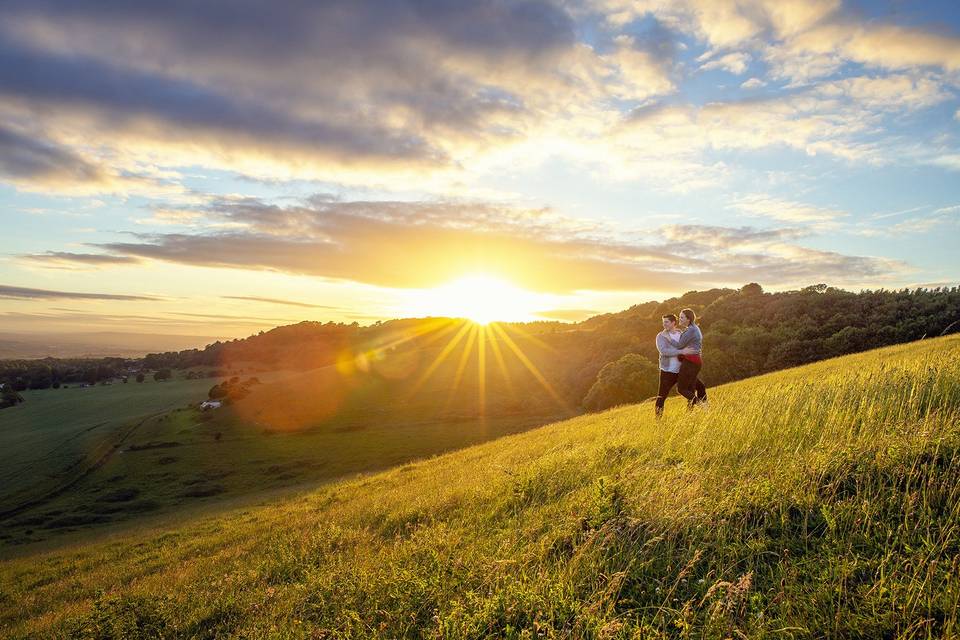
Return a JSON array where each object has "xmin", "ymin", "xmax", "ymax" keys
[
  {"xmin": 656, "ymin": 333, "xmax": 683, "ymax": 356},
  {"xmin": 665, "ymin": 330, "xmax": 695, "ymax": 349}
]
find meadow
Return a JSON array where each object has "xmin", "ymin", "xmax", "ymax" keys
[
  {"xmin": 2, "ymin": 334, "xmax": 958, "ymax": 638},
  {"xmin": 0, "ymin": 376, "xmax": 226, "ymax": 517},
  {"xmin": 0, "ymin": 340, "xmax": 566, "ymax": 554}
]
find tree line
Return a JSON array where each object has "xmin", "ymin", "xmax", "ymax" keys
[{"xmin": 1, "ymin": 284, "xmax": 957, "ymax": 415}]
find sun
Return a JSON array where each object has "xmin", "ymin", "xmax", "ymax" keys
[{"xmin": 404, "ymin": 274, "xmax": 541, "ymax": 324}]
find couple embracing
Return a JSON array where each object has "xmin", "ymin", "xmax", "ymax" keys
[{"xmin": 655, "ymin": 308, "xmax": 707, "ymax": 418}]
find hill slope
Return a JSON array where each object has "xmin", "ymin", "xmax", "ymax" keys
[{"xmin": 3, "ymin": 336, "xmax": 960, "ymax": 638}]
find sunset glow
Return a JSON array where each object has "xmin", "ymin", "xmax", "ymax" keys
[{"xmin": 401, "ymin": 275, "xmax": 544, "ymax": 325}]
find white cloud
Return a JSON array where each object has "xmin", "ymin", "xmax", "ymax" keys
[
  {"xmin": 730, "ymin": 193, "xmax": 847, "ymax": 225},
  {"xmin": 700, "ymin": 51, "xmax": 751, "ymax": 74},
  {"xmin": 741, "ymin": 77, "xmax": 766, "ymax": 89}
]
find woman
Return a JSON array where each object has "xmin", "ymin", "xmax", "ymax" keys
[{"xmin": 664, "ymin": 308, "xmax": 707, "ymax": 408}]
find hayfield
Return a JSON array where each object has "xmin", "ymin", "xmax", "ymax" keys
[{"xmin": 2, "ymin": 335, "xmax": 960, "ymax": 638}]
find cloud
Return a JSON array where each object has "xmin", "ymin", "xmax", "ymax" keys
[
  {"xmin": 853, "ymin": 203, "xmax": 960, "ymax": 237},
  {"xmin": 0, "ymin": 284, "xmax": 158, "ymax": 301},
  {"xmin": 0, "ymin": 310, "xmax": 298, "ymax": 334},
  {"xmin": 605, "ymin": 35, "xmax": 677, "ymax": 100},
  {"xmin": 0, "ymin": 0, "xmax": 679, "ymax": 189},
  {"xmin": 0, "ymin": 124, "xmax": 105, "ymax": 186},
  {"xmin": 657, "ymin": 224, "xmax": 909, "ymax": 285},
  {"xmin": 0, "ymin": 121, "xmax": 188, "ymax": 195},
  {"xmin": 611, "ymin": 73, "xmax": 951, "ymax": 173},
  {"xmin": 794, "ymin": 21, "xmax": 960, "ymax": 74},
  {"xmin": 815, "ymin": 74, "xmax": 949, "ymax": 112},
  {"xmin": 0, "ymin": 39, "xmax": 445, "ymax": 175},
  {"xmin": 0, "ymin": 0, "xmax": 951, "ymax": 194},
  {"xmin": 659, "ymin": 224, "xmax": 809, "ymax": 248},
  {"xmin": 87, "ymin": 193, "xmax": 908, "ymax": 294},
  {"xmin": 221, "ymin": 296, "xmax": 342, "ymax": 310},
  {"xmin": 730, "ymin": 194, "xmax": 847, "ymax": 225},
  {"xmin": 700, "ymin": 52, "xmax": 751, "ymax": 74},
  {"xmin": 740, "ymin": 77, "xmax": 766, "ymax": 89},
  {"xmin": 19, "ymin": 251, "xmax": 142, "ymax": 269},
  {"xmin": 594, "ymin": 0, "xmax": 840, "ymax": 49},
  {"xmin": 595, "ymin": 0, "xmax": 960, "ymax": 86}
]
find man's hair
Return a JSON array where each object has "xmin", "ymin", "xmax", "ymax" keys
[
  {"xmin": 662, "ymin": 314, "xmax": 677, "ymax": 324},
  {"xmin": 680, "ymin": 308, "xmax": 697, "ymax": 324}
]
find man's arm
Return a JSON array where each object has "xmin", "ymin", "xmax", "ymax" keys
[{"xmin": 656, "ymin": 333, "xmax": 682, "ymax": 356}]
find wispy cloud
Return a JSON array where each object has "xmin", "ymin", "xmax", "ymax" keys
[
  {"xmin": 87, "ymin": 193, "xmax": 908, "ymax": 293},
  {"xmin": 221, "ymin": 296, "xmax": 342, "ymax": 310},
  {"xmin": 19, "ymin": 252, "xmax": 142, "ymax": 269},
  {"xmin": 0, "ymin": 284, "xmax": 158, "ymax": 301}
]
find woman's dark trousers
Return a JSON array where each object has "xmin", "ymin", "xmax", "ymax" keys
[{"xmin": 677, "ymin": 359, "xmax": 704, "ymax": 407}]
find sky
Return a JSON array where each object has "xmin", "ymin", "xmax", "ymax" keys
[{"xmin": 1, "ymin": 0, "xmax": 959, "ymax": 339}]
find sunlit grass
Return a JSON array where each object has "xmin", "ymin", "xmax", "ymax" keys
[{"xmin": 2, "ymin": 335, "xmax": 960, "ymax": 638}]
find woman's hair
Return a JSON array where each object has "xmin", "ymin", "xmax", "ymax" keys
[
  {"xmin": 662, "ymin": 313, "xmax": 677, "ymax": 324},
  {"xmin": 680, "ymin": 308, "xmax": 696, "ymax": 325}
]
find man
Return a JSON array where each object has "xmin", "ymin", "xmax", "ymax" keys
[{"xmin": 656, "ymin": 314, "xmax": 696, "ymax": 417}]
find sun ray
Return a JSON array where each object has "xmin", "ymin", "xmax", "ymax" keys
[
  {"xmin": 501, "ymin": 322, "xmax": 559, "ymax": 355},
  {"xmin": 490, "ymin": 322, "xmax": 572, "ymax": 414},
  {"xmin": 445, "ymin": 322, "xmax": 478, "ymax": 409},
  {"xmin": 477, "ymin": 324, "xmax": 487, "ymax": 420},
  {"xmin": 372, "ymin": 317, "xmax": 456, "ymax": 353},
  {"xmin": 406, "ymin": 319, "xmax": 473, "ymax": 398},
  {"xmin": 487, "ymin": 322, "xmax": 518, "ymax": 401}
]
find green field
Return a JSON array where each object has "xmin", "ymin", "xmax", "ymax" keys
[
  {"xmin": 0, "ymin": 322, "xmax": 578, "ymax": 554},
  {"xmin": 0, "ymin": 357, "xmax": 563, "ymax": 554},
  {"xmin": 2, "ymin": 335, "xmax": 958, "ymax": 637},
  {"xmin": 0, "ymin": 377, "xmax": 226, "ymax": 515},
  {"xmin": 0, "ymin": 404, "xmax": 552, "ymax": 554}
]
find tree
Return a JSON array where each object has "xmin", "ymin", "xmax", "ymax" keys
[
  {"xmin": 1, "ymin": 386, "xmax": 24, "ymax": 409},
  {"xmin": 740, "ymin": 282, "xmax": 763, "ymax": 296},
  {"xmin": 582, "ymin": 353, "xmax": 659, "ymax": 411},
  {"xmin": 136, "ymin": 373, "xmax": 145, "ymax": 383},
  {"xmin": 153, "ymin": 369, "xmax": 172, "ymax": 382}
]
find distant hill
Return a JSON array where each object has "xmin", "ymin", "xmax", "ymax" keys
[
  {"xmin": 142, "ymin": 282, "xmax": 960, "ymax": 411},
  {"xmin": 3, "ymin": 284, "xmax": 959, "ymax": 418},
  {"xmin": 3, "ymin": 334, "xmax": 958, "ymax": 637},
  {"xmin": 0, "ymin": 332, "xmax": 221, "ymax": 360}
]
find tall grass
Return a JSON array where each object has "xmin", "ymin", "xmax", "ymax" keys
[{"xmin": 2, "ymin": 336, "xmax": 960, "ymax": 638}]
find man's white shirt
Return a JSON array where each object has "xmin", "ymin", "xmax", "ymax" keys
[{"xmin": 658, "ymin": 328, "xmax": 682, "ymax": 373}]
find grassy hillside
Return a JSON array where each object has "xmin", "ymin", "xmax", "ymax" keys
[
  {"xmin": 2, "ymin": 335, "xmax": 959, "ymax": 638},
  {"xmin": 0, "ymin": 323, "xmax": 570, "ymax": 552}
]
